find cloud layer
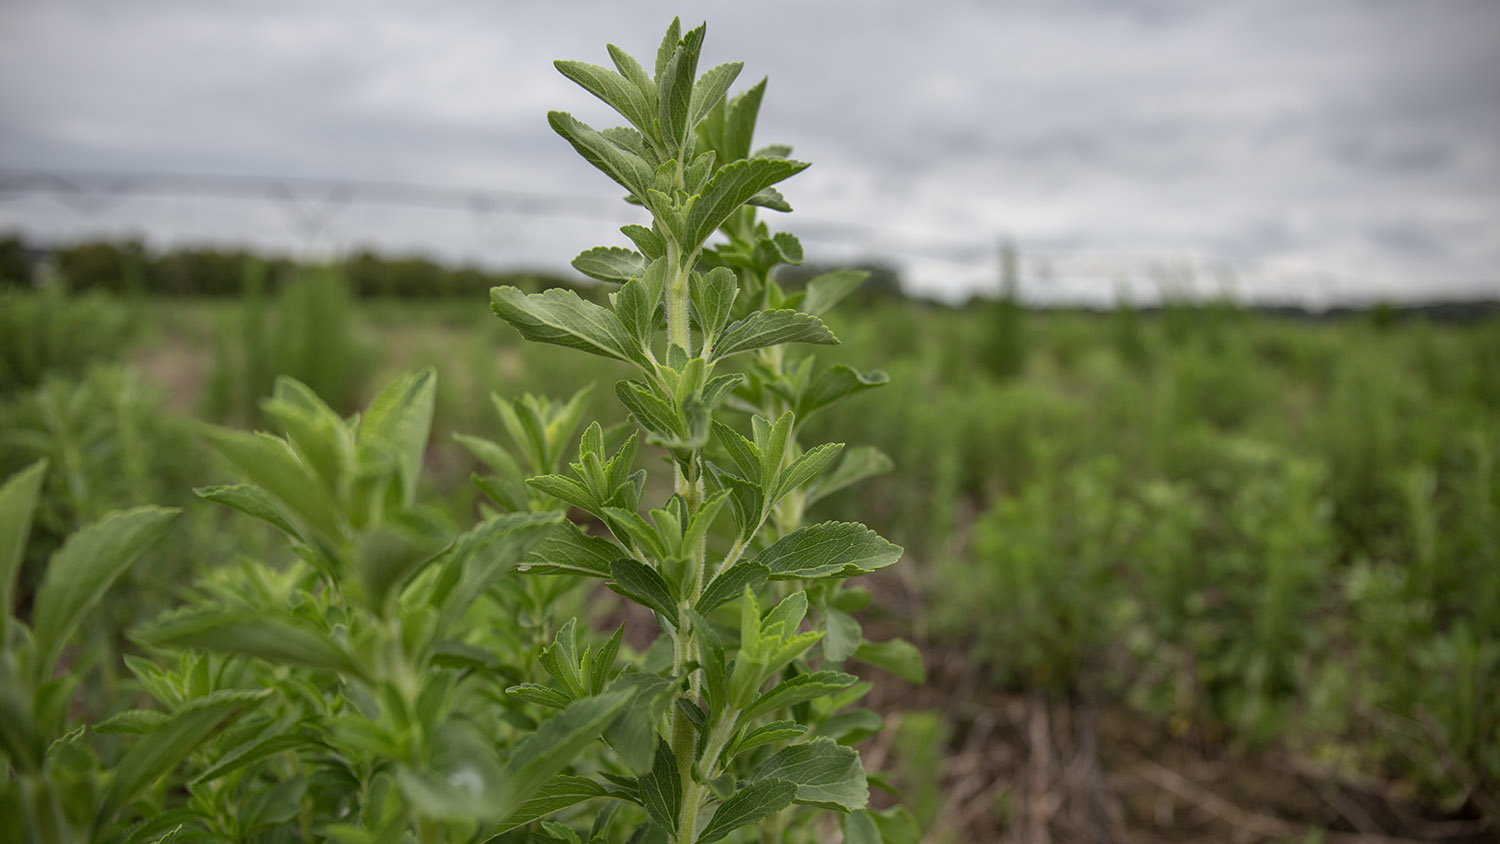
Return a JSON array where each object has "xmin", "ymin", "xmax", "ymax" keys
[{"xmin": 2, "ymin": 0, "xmax": 1497, "ymax": 303}]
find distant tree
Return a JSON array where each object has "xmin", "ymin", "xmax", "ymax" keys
[{"xmin": 0, "ymin": 233, "xmax": 29, "ymax": 287}]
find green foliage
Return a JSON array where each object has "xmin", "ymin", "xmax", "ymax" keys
[
  {"xmin": 116, "ymin": 370, "xmax": 652, "ymax": 840},
  {"xmin": 206, "ymin": 264, "xmax": 372, "ymax": 422},
  {"xmin": 958, "ymin": 457, "xmax": 1125, "ymax": 693},
  {"xmin": 0, "ymin": 460, "xmax": 186, "ymax": 844},
  {"xmin": 468, "ymin": 19, "xmax": 911, "ymax": 841},
  {"xmin": 979, "ymin": 239, "xmax": 1025, "ymax": 380},
  {"xmin": 0, "ymin": 287, "xmax": 135, "ymax": 395}
]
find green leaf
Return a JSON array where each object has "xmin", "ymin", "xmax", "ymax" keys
[
  {"xmin": 712, "ymin": 310, "xmax": 837, "ymax": 360},
  {"xmin": 94, "ymin": 708, "xmax": 171, "ymax": 735},
  {"xmin": 871, "ymin": 807, "xmax": 924, "ymax": 844},
  {"xmin": 689, "ymin": 62, "xmax": 743, "ymax": 128},
  {"xmin": 548, "ymin": 111, "xmax": 654, "ymax": 199},
  {"xmin": 746, "ymin": 186, "xmax": 791, "ymax": 212},
  {"xmin": 138, "ymin": 610, "xmax": 368, "ymax": 682},
  {"xmin": 620, "ymin": 223, "xmax": 665, "ymax": 259},
  {"xmin": 358, "ymin": 367, "xmax": 437, "ymax": 508},
  {"xmin": 572, "ymin": 246, "xmax": 648, "ymax": 284},
  {"xmin": 195, "ymin": 484, "xmax": 301, "ymax": 542},
  {"xmin": 97, "ymin": 689, "xmax": 269, "ymax": 824},
  {"xmin": 262, "ymin": 376, "xmax": 354, "ymax": 494},
  {"xmin": 691, "ymin": 267, "xmax": 738, "ymax": 345},
  {"xmin": 539, "ymin": 618, "xmax": 585, "ymax": 698},
  {"xmin": 656, "ymin": 22, "xmax": 704, "ymax": 147},
  {"xmin": 753, "ymin": 522, "xmax": 902, "ymax": 580},
  {"xmin": 492, "ymin": 690, "xmax": 632, "ymax": 820},
  {"xmin": 608, "ymin": 42, "xmax": 654, "ymax": 99},
  {"xmin": 730, "ymin": 720, "xmax": 807, "ymax": 759},
  {"xmin": 0, "ymin": 657, "xmax": 40, "ymax": 772},
  {"xmin": 654, "ymin": 18, "xmax": 681, "ymax": 86},
  {"xmin": 814, "ymin": 708, "xmax": 884, "ymax": 745},
  {"xmin": 189, "ymin": 729, "xmax": 312, "ymax": 786},
  {"xmin": 527, "ymin": 474, "xmax": 597, "ymax": 514},
  {"xmin": 770, "ymin": 442, "xmax": 844, "ymax": 504},
  {"xmin": 637, "ymin": 741, "xmax": 681, "ymax": 834},
  {"xmin": 507, "ymin": 684, "xmax": 573, "ymax": 710},
  {"xmin": 702, "ymin": 373, "xmax": 745, "ymax": 408},
  {"xmin": 697, "ymin": 562, "xmax": 769, "ymax": 613},
  {"xmin": 606, "ymin": 125, "xmax": 656, "ymax": 164},
  {"xmin": 711, "ymin": 420, "xmax": 761, "ymax": 480},
  {"xmin": 751, "ymin": 737, "xmax": 868, "ymax": 810},
  {"xmin": 824, "ymin": 607, "xmax": 862, "ymax": 663},
  {"xmin": 842, "ymin": 809, "xmax": 882, "ymax": 844},
  {"xmin": 608, "ymin": 559, "xmax": 678, "ymax": 622},
  {"xmin": 520, "ymin": 522, "xmax": 620, "ymax": 577},
  {"xmin": 697, "ymin": 777, "xmax": 797, "ymax": 843},
  {"xmin": 492, "ymin": 286, "xmax": 646, "ymax": 366},
  {"xmin": 754, "ymin": 412, "xmax": 793, "ymax": 490},
  {"xmin": 555, "ymin": 60, "xmax": 653, "ymax": 133},
  {"xmin": 0, "ymin": 459, "xmax": 46, "ymax": 626},
  {"xmin": 356, "ymin": 516, "xmax": 450, "ymax": 610},
  {"xmin": 31, "ymin": 506, "xmax": 178, "ymax": 680},
  {"xmin": 602, "ymin": 672, "xmax": 675, "ymax": 771},
  {"xmin": 431, "ymin": 511, "xmax": 563, "ymax": 619},
  {"xmin": 770, "ymin": 232, "xmax": 804, "ymax": 265},
  {"xmin": 797, "ymin": 366, "xmax": 889, "ymax": 419},
  {"xmin": 612, "ymin": 257, "xmax": 666, "ymax": 350},
  {"xmin": 492, "ymin": 774, "xmax": 609, "ymax": 833},
  {"xmin": 743, "ymin": 670, "xmax": 858, "ymax": 722},
  {"xmin": 800, "ymin": 269, "xmax": 869, "ymax": 315},
  {"xmin": 205, "ymin": 428, "xmax": 344, "ymax": 547},
  {"xmin": 615, "ymin": 380, "xmax": 686, "ymax": 446},
  {"xmin": 685, "ymin": 149, "xmax": 717, "ymax": 193},
  {"xmin": 806, "ymin": 446, "xmax": 893, "ymax": 506},
  {"xmin": 681, "ymin": 489, "xmax": 731, "ymax": 553},
  {"xmin": 592, "ymin": 624, "xmax": 624, "ymax": 693},
  {"xmin": 454, "ymin": 433, "xmax": 523, "ymax": 482},
  {"xmin": 853, "ymin": 638, "xmax": 926, "ymax": 684},
  {"xmin": 722, "ymin": 79, "xmax": 766, "ymax": 162},
  {"xmin": 685, "ymin": 157, "xmax": 810, "ymax": 248},
  {"xmin": 396, "ymin": 720, "xmax": 506, "ymax": 821},
  {"xmin": 604, "ymin": 506, "xmax": 669, "ymax": 561}
]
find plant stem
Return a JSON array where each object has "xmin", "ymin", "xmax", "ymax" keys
[
  {"xmin": 673, "ymin": 718, "xmax": 739, "ymax": 844},
  {"xmin": 667, "ymin": 253, "xmax": 691, "ymax": 354}
]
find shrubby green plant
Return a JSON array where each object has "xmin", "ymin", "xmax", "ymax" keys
[
  {"xmin": 0, "ymin": 460, "xmax": 187, "ymax": 844},
  {"xmin": 1, "ymin": 366, "xmax": 210, "ymax": 637},
  {"xmin": 957, "ymin": 456, "xmax": 1124, "ymax": 694},
  {"xmin": 0, "ymin": 287, "xmax": 135, "ymax": 395},
  {"xmin": 472, "ymin": 19, "xmax": 919, "ymax": 841},
  {"xmin": 205, "ymin": 264, "xmax": 371, "ymax": 423},
  {"xmin": 122, "ymin": 370, "xmax": 646, "ymax": 842}
]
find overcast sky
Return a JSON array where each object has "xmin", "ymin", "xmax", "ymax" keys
[{"xmin": 2, "ymin": 0, "xmax": 1498, "ymax": 303}]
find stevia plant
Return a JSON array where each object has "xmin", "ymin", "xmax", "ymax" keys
[
  {"xmin": 0, "ymin": 460, "xmax": 196, "ymax": 844},
  {"xmin": 473, "ymin": 18, "xmax": 922, "ymax": 842},
  {"xmin": 121, "ymin": 370, "xmax": 644, "ymax": 843}
]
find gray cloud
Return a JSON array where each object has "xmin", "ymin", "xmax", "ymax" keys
[{"xmin": 1, "ymin": 0, "xmax": 1498, "ymax": 302}]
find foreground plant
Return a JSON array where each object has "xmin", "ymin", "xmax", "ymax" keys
[
  {"xmin": 0, "ymin": 460, "xmax": 191, "ymax": 844},
  {"xmin": 477, "ymin": 18, "xmax": 921, "ymax": 842}
]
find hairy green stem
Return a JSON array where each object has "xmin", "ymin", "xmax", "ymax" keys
[{"xmin": 673, "ymin": 717, "xmax": 740, "ymax": 844}]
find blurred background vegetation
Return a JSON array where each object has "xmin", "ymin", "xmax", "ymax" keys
[{"xmin": 2, "ymin": 233, "xmax": 1496, "ymax": 842}]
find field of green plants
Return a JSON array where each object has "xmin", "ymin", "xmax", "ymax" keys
[{"xmin": 3, "ymin": 264, "xmax": 1497, "ymax": 842}]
